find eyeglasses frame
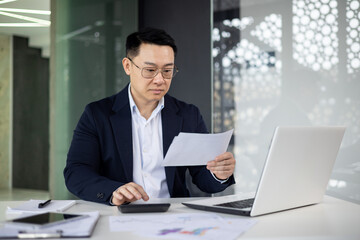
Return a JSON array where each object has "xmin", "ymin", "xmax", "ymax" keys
[{"xmin": 127, "ymin": 57, "xmax": 178, "ymax": 79}]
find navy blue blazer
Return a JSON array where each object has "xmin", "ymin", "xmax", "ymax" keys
[{"xmin": 64, "ymin": 85, "xmax": 235, "ymax": 204}]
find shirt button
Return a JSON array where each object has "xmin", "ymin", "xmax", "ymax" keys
[{"xmin": 143, "ymin": 148, "xmax": 148, "ymax": 153}]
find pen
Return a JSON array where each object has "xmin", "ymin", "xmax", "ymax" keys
[{"xmin": 38, "ymin": 199, "xmax": 52, "ymax": 208}]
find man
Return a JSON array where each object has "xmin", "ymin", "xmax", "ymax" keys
[{"xmin": 64, "ymin": 28, "xmax": 235, "ymax": 206}]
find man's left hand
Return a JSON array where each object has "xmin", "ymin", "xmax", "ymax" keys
[{"xmin": 206, "ymin": 152, "xmax": 235, "ymax": 180}]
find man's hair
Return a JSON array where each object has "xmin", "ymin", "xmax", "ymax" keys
[{"xmin": 126, "ymin": 27, "xmax": 177, "ymax": 58}]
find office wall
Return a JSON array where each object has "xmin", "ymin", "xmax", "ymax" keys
[
  {"xmin": 139, "ymin": 0, "xmax": 213, "ymax": 131},
  {"xmin": 0, "ymin": 34, "xmax": 11, "ymax": 189},
  {"xmin": 12, "ymin": 36, "xmax": 49, "ymax": 190}
]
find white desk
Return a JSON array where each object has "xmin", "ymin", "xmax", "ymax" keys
[{"xmin": 1, "ymin": 196, "xmax": 359, "ymax": 239}]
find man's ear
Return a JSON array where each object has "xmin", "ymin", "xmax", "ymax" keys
[{"xmin": 122, "ymin": 58, "xmax": 131, "ymax": 75}]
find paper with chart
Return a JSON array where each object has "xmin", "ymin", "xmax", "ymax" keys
[
  {"xmin": 162, "ymin": 129, "xmax": 234, "ymax": 166},
  {"xmin": 109, "ymin": 212, "xmax": 256, "ymax": 240}
]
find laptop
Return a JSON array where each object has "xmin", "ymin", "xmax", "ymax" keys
[{"xmin": 182, "ymin": 126, "xmax": 346, "ymax": 217}]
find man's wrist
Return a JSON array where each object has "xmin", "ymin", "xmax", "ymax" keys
[{"xmin": 210, "ymin": 172, "xmax": 229, "ymax": 184}]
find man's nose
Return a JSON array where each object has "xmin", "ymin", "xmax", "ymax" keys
[{"xmin": 153, "ymin": 70, "xmax": 165, "ymax": 83}]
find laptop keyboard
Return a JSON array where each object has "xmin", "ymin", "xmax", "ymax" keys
[{"xmin": 215, "ymin": 198, "xmax": 255, "ymax": 209}]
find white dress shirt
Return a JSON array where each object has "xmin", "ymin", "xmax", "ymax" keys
[{"xmin": 128, "ymin": 85, "xmax": 170, "ymax": 198}]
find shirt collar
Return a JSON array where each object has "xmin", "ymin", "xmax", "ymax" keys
[{"xmin": 128, "ymin": 83, "xmax": 164, "ymax": 116}]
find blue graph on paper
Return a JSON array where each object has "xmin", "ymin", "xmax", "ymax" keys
[{"xmin": 109, "ymin": 213, "xmax": 256, "ymax": 240}]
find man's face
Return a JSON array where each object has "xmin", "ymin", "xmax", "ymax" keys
[{"xmin": 123, "ymin": 43, "xmax": 175, "ymax": 107}]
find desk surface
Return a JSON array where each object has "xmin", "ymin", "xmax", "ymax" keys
[{"xmin": 1, "ymin": 196, "xmax": 359, "ymax": 240}]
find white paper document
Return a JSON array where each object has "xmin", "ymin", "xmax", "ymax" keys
[
  {"xmin": 109, "ymin": 212, "xmax": 256, "ymax": 240},
  {"xmin": 6, "ymin": 200, "xmax": 76, "ymax": 214},
  {"xmin": 162, "ymin": 129, "xmax": 234, "ymax": 166},
  {"xmin": 49, "ymin": 211, "xmax": 99, "ymax": 237}
]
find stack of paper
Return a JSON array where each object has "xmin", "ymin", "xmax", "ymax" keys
[
  {"xmin": 48, "ymin": 211, "xmax": 99, "ymax": 237},
  {"xmin": 0, "ymin": 211, "xmax": 99, "ymax": 238}
]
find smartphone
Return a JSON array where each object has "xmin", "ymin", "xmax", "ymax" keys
[
  {"xmin": 7, "ymin": 212, "xmax": 88, "ymax": 229},
  {"xmin": 118, "ymin": 203, "xmax": 170, "ymax": 213}
]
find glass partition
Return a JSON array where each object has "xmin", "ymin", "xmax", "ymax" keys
[
  {"xmin": 213, "ymin": 0, "xmax": 360, "ymax": 204},
  {"xmin": 50, "ymin": 0, "xmax": 137, "ymax": 199}
]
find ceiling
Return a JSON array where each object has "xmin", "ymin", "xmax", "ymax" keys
[{"xmin": 0, "ymin": 0, "xmax": 50, "ymax": 57}]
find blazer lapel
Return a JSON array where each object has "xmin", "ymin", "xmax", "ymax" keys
[
  {"xmin": 162, "ymin": 95, "xmax": 183, "ymax": 195},
  {"xmin": 110, "ymin": 87, "xmax": 133, "ymax": 181}
]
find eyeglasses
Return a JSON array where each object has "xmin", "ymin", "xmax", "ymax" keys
[{"xmin": 127, "ymin": 57, "xmax": 178, "ymax": 79}]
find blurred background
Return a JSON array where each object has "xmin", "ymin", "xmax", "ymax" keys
[{"xmin": 0, "ymin": 0, "xmax": 359, "ymax": 204}]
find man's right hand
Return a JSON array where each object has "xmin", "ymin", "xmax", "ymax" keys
[{"xmin": 111, "ymin": 182, "xmax": 149, "ymax": 206}]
